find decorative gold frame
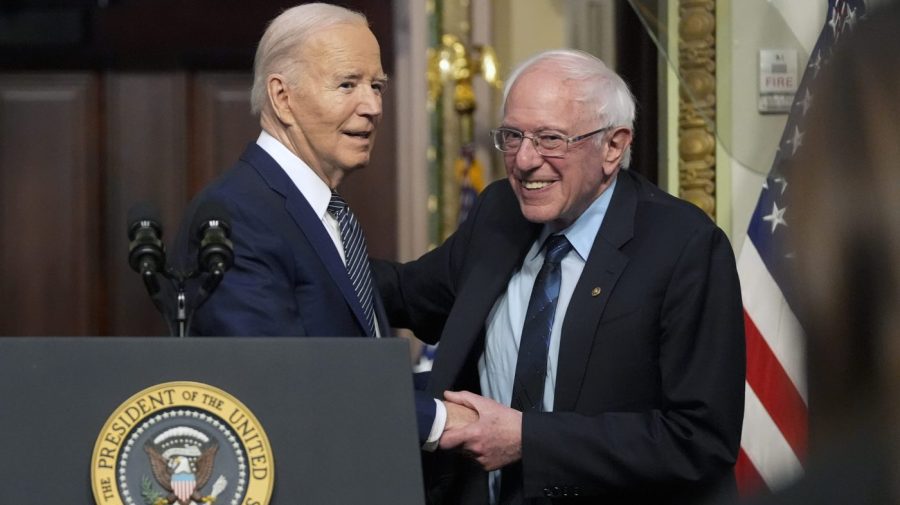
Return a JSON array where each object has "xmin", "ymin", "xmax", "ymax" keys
[{"xmin": 678, "ymin": 0, "xmax": 716, "ymax": 219}]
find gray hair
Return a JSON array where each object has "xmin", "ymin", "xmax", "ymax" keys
[
  {"xmin": 502, "ymin": 49, "xmax": 636, "ymax": 168},
  {"xmin": 250, "ymin": 3, "xmax": 369, "ymax": 115}
]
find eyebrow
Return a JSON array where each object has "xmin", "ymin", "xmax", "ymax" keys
[
  {"xmin": 501, "ymin": 124, "xmax": 568, "ymax": 133},
  {"xmin": 336, "ymin": 72, "xmax": 389, "ymax": 84}
]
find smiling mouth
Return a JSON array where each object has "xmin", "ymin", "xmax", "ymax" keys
[{"xmin": 521, "ymin": 180, "xmax": 555, "ymax": 190}]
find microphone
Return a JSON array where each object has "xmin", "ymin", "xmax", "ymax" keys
[
  {"xmin": 126, "ymin": 202, "xmax": 178, "ymax": 335},
  {"xmin": 193, "ymin": 201, "xmax": 234, "ymax": 277},
  {"xmin": 127, "ymin": 202, "xmax": 166, "ymax": 294},
  {"xmin": 189, "ymin": 201, "xmax": 234, "ymax": 315}
]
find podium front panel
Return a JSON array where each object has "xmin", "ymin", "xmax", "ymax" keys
[{"xmin": 0, "ymin": 337, "xmax": 425, "ymax": 505}]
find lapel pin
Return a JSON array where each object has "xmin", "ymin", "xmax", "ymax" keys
[{"xmin": 591, "ymin": 287, "xmax": 602, "ymax": 297}]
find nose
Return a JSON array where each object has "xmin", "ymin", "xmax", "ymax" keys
[
  {"xmin": 513, "ymin": 135, "xmax": 543, "ymax": 170},
  {"xmin": 357, "ymin": 86, "xmax": 382, "ymax": 119}
]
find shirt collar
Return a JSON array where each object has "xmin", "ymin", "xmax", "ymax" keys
[
  {"xmin": 256, "ymin": 130, "xmax": 332, "ymax": 220},
  {"xmin": 532, "ymin": 176, "xmax": 618, "ymax": 262}
]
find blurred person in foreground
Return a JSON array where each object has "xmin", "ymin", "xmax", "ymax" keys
[
  {"xmin": 175, "ymin": 2, "xmax": 474, "ymax": 448},
  {"xmin": 757, "ymin": 3, "xmax": 900, "ymax": 503},
  {"xmin": 375, "ymin": 49, "xmax": 745, "ymax": 504}
]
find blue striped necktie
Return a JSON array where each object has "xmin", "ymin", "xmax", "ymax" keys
[
  {"xmin": 327, "ymin": 191, "xmax": 376, "ymax": 336},
  {"xmin": 500, "ymin": 234, "xmax": 572, "ymax": 505},
  {"xmin": 511, "ymin": 233, "xmax": 572, "ymax": 412}
]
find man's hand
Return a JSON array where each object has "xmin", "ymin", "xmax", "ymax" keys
[
  {"xmin": 443, "ymin": 400, "xmax": 479, "ymax": 431},
  {"xmin": 439, "ymin": 390, "xmax": 522, "ymax": 471}
]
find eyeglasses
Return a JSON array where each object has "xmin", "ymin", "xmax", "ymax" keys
[{"xmin": 490, "ymin": 126, "xmax": 610, "ymax": 157}]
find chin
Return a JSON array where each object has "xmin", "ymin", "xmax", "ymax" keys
[
  {"xmin": 343, "ymin": 158, "xmax": 370, "ymax": 172},
  {"xmin": 519, "ymin": 203, "xmax": 559, "ymax": 225}
]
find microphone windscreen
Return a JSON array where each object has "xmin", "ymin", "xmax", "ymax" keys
[
  {"xmin": 126, "ymin": 201, "xmax": 163, "ymax": 239},
  {"xmin": 192, "ymin": 200, "xmax": 231, "ymax": 239}
]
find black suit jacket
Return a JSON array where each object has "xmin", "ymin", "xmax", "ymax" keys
[
  {"xmin": 175, "ymin": 142, "xmax": 436, "ymax": 441},
  {"xmin": 375, "ymin": 170, "xmax": 745, "ymax": 504}
]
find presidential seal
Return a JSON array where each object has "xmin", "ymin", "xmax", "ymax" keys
[{"xmin": 92, "ymin": 382, "xmax": 274, "ymax": 505}]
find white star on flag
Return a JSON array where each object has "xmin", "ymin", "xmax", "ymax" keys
[
  {"xmin": 846, "ymin": 5, "xmax": 858, "ymax": 30},
  {"xmin": 810, "ymin": 51, "xmax": 822, "ymax": 77},
  {"xmin": 773, "ymin": 177, "xmax": 788, "ymax": 195},
  {"xmin": 798, "ymin": 89, "xmax": 813, "ymax": 116},
  {"xmin": 762, "ymin": 202, "xmax": 788, "ymax": 233},
  {"xmin": 790, "ymin": 126, "xmax": 804, "ymax": 155}
]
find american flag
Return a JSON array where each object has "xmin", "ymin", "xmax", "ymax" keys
[{"xmin": 735, "ymin": 0, "xmax": 866, "ymax": 494}]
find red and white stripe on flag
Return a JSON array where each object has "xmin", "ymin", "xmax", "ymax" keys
[{"xmin": 736, "ymin": 239, "xmax": 806, "ymax": 493}]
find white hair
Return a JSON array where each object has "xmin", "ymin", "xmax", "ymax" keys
[
  {"xmin": 250, "ymin": 3, "xmax": 369, "ymax": 115},
  {"xmin": 502, "ymin": 49, "xmax": 636, "ymax": 168}
]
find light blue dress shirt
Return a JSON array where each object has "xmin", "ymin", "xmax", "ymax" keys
[{"xmin": 478, "ymin": 177, "xmax": 617, "ymax": 502}]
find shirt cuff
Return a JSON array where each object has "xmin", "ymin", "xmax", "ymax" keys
[{"xmin": 422, "ymin": 399, "xmax": 446, "ymax": 452}]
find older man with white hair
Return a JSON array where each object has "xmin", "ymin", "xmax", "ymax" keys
[
  {"xmin": 376, "ymin": 49, "xmax": 745, "ymax": 505},
  {"xmin": 176, "ymin": 3, "xmax": 474, "ymax": 448}
]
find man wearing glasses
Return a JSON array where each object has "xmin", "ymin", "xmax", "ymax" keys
[{"xmin": 374, "ymin": 49, "xmax": 744, "ymax": 504}]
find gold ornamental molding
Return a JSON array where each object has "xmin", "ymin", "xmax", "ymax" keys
[{"xmin": 678, "ymin": 0, "xmax": 716, "ymax": 219}]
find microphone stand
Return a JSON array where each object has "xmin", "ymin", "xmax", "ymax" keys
[
  {"xmin": 162, "ymin": 268, "xmax": 193, "ymax": 338},
  {"xmin": 161, "ymin": 267, "xmax": 223, "ymax": 338},
  {"xmin": 169, "ymin": 270, "xmax": 188, "ymax": 338},
  {"xmin": 134, "ymin": 259, "xmax": 179, "ymax": 337},
  {"xmin": 177, "ymin": 291, "xmax": 187, "ymax": 337}
]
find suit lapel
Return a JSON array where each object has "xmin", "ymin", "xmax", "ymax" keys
[
  {"xmin": 284, "ymin": 197, "xmax": 373, "ymax": 336},
  {"xmin": 242, "ymin": 144, "xmax": 373, "ymax": 336},
  {"xmin": 554, "ymin": 172, "xmax": 637, "ymax": 411},
  {"xmin": 430, "ymin": 202, "xmax": 540, "ymax": 394}
]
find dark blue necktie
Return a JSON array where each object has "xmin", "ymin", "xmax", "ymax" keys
[
  {"xmin": 327, "ymin": 191, "xmax": 376, "ymax": 336},
  {"xmin": 510, "ymin": 234, "xmax": 572, "ymax": 412},
  {"xmin": 500, "ymin": 234, "xmax": 572, "ymax": 505}
]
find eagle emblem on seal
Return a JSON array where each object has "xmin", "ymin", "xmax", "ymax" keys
[{"xmin": 143, "ymin": 426, "xmax": 226, "ymax": 505}]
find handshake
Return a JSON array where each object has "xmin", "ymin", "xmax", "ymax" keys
[{"xmin": 440, "ymin": 391, "xmax": 523, "ymax": 471}]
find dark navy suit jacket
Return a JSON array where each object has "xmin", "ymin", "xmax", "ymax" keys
[{"xmin": 175, "ymin": 142, "xmax": 436, "ymax": 442}]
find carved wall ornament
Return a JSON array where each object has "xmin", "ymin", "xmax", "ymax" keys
[{"xmin": 678, "ymin": 0, "xmax": 716, "ymax": 218}]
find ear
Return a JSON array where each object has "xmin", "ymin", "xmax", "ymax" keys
[
  {"xmin": 602, "ymin": 127, "xmax": 633, "ymax": 175},
  {"xmin": 266, "ymin": 74, "xmax": 295, "ymax": 126}
]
